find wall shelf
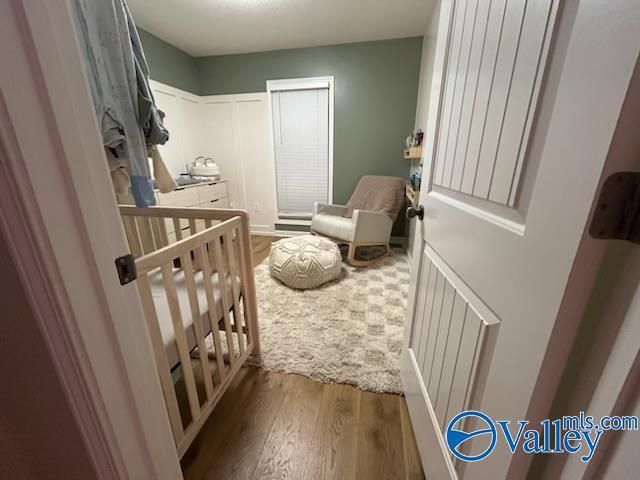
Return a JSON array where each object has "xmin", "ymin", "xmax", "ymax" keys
[{"xmin": 404, "ymin": 145, "xmax": 423, "ymax": 159}]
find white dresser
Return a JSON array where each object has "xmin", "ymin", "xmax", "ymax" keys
[
  {"xmin": 155, "ymin": 180, "xmax": 229, "ymax": 209},
  {"xmin": 155, "ymin": 179, "xmax": 229, "ymax": 241}
]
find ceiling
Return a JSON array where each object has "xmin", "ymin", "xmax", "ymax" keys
[{"xmin": 128, "ymin": 0, "xmax": 435, "ymax": 57}]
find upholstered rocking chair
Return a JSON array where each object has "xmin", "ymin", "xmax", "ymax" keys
[{"xmin": 311, "ymin": 175, "xmax": 406, "ymax": 267}]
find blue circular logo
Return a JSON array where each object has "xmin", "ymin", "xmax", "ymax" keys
[{"xmin": 446, "ymin": 410, "xmax": 497, "ymax": 462}]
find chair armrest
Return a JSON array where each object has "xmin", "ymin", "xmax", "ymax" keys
[
  {"xmin": 352, "ymin": 210, "xmax": 393, "ymax": 244},
  {"xmin": 313, "ymin": 202, "xmax": 348, "ymax": 216}
]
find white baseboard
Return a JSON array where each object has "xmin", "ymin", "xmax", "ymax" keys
[
  {"xmin": 272, "ymin": 232, "xmax": 409, "ymax": 242},
  {"xmin": 275, "ymin": 218, "xmax": 311, "ymax": 226},
  {"xmin": 273, "ymin": 229, "xmax": 309, "ymax": 237},
  {"xmin": 390, "ymin": 235, "xmax": 406, "ymax": 247},
  {"xmin": 250, "ymin": 225, "xmax": 275, "ymax": 235}
]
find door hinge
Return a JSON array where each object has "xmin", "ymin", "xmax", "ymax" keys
[
  {"xmin": 589, "ymin": 172, "xmax": 640, "ymax": 245},
  {"xmin": 115, "ymin": 254, "xmax": 137, "ymax": 285}
]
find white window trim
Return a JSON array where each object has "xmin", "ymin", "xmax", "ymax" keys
[{"xmin": 266, "ymin": 76, "xmax": 334, "ymax": 221}]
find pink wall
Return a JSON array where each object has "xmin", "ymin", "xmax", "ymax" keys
[{"xmin": 0, "ymin": 233, "xmax": 97, "ymax": 479}]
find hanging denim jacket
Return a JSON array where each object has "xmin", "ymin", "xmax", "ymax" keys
[
  {"xmin": 73, "ymin": 0, "xmax": 169, "ymax": 207},
  {"xmin": 127, "ymin": 14, "xmax": 170, "ymax": 147}
]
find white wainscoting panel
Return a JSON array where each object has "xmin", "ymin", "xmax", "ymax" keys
[
  {"xmin": 432, "ymin": 0, "xmax": 558, "ymax": 208},
  {"xmin": 152, "ymin": 87, "xmax": 185, "ymax": 176},
  {"xmin": 150, "ymin": 81, "xmax": 208, "ymax": 178},
  {"xmin": 409, "ymin": 244, "xmax": 500, "ymax": 470},
  {"xmin": 150, "ymin": 81, "xmax": 276, "ymax": 233},
  {"xmin": 202, "ymin": 93, "xmax": 277, "ymax": 233}
]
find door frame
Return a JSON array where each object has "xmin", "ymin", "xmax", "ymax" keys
[
  {"xmin": 401, "ymin": 1, "xmax": 457, "ymax": 477},
  {"xmin": 0, "ymin": 1, "xmax": 181, "ymax": 478},
  {"xmin": 402, "ymin": 0, "xmax": 640, "ymax": 478}
]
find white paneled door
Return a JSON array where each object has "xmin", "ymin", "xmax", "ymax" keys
[{"xmin": 402, "ymin": 1, "xmax": 640, "ymax": 479}]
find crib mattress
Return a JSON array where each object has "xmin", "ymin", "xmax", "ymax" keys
[{"xmin": 147, "ymin": 267, "xmax": 239, "ymax": 368}]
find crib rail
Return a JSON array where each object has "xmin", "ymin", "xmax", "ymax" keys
[{"xmin": 118, "ymin": 206, "xmax": 259, "ymax": 457}]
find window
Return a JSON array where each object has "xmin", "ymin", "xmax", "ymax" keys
[{"xmin": 267, "ymin": 77, "xmax": 333, "ymax": 219}]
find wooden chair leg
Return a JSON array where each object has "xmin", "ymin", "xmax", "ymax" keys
[
  {"xmin": 347, "ymin": 242, "xmax": 357, "ymax": 264},
  {"xmin": 345, "ymin": 242, "xmax": 390, "ymax": 267}
]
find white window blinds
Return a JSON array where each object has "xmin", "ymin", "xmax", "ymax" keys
[{"xmin": 271, "ymin": 87, "xmax": 329, "ymax": 218}]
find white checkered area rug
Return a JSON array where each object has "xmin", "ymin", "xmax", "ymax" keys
[{"xmin": 247, "ymin": 246, "xmax": 410, "ymax": 394}]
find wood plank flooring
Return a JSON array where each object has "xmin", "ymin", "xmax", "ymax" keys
[
  {"xmin": 250, "ymin": 234, "xmax": 278, "ymax": 266},
  {"xmin": 180, "ymin": 235, "xmax": 424, "ymax": 480}
]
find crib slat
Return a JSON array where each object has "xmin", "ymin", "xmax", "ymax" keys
[
  {"xmin": 211, "ymin": 237, "xmax": 237, "ymax": 366},
  {"xmin": 189, "ymin": 218, "xmax": 197, "ymax": 236},
  {"xmin": 173, "ymin": 217, "xmax": 183, "ymax": 241},
  {"xmin": 123, "ymin": 216, "xmax": 143, "ymax": 257},
  {"xmin": 161, "ymin": 263, "xmax": 201, "ymax": 421},
  {"xmin": 204, "ymin": 220, "xmax": 214, "ymax": 269},
  {"xmin": 197, "ymin": 245, "xmax": 227, "ymax": 381},
  {"xmin": 157, "ymin": 217, "xmax": 170, "ymax": 247},
  {"xmin": 223, "ymin": 231, "xmax": 245, "ymax": 356},
  {"xmin": 136, "ymin": 275, "xmax": 183, "ymax": 444},
  {"xmin": 138, "ymin": 217, "xmax": 156, "ymax": 254},
  {"xmin": 151, "ymin": 217, "xmax": 165, "ymax": 249},
  {"xmin": 180, "ymin": 253, "xmax": 215, "ymax": 400}
]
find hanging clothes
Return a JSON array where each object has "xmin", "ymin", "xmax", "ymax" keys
[
  {"xmin": 129, "ymin": 16, "xmax": 169, "ymax": 147},
  {"xmin": 73, "ymin": 0, "xmax": 171, "ymax": 207},
  {"xmin": 149, "ymin": 145, "xmax": 177, "ymax": 193},
  {"xmin": 110, "ymin": 167, "xmax": 136, "ymax": 205}
]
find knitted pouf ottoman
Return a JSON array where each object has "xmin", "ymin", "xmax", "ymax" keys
[{"xmin": 269, "ymin": 235, "xmax": 342, "ymax": 289}]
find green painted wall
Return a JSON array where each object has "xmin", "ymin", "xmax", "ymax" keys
[
  {"xmin": 196, "ymin": 37, "xmax": 423, "ymax": 206},
  {"xmin": 138, "ymin": 35, "xmax": 422, "ymax": 233},
  {"xmin": 138, "ymin": 29, "xmax": 200, "ymax": 94}
]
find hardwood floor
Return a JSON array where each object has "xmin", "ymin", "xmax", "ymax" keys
[
  {"xmin": 250, "ymin": 234, "xmax": 279, "ymax": 266},
  {"xmin": 180, "ymin": 235, "xmax": 425, "ymax": 480}
]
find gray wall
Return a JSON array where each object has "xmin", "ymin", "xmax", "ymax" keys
[
  {"xmin": 196, "ymin": 37, "xmax": 422, "ymax": 205},
  {"xmin": 138, "ymin": 29, "xmax": 200, "ymax": 94}
]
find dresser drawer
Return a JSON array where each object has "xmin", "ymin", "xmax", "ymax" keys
[
  {"xmin": 197, "ymin": 182, "xmax": 227, "ymax": 203},
  {"xmin": 198, "ymin": 196, "xmax": 229, "ymax": 209},
  {"xmin": 156, "ymin": 187, "xmax": 200, "ymax": 207},
  {"xmin": 213, "ymin": 197, "xmax": 229, "ymax": 208}
]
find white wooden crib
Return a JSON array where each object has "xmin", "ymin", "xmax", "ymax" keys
[{"xmin": 118, "ymin": 205, "xmax": 260, "ymax": 458}]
